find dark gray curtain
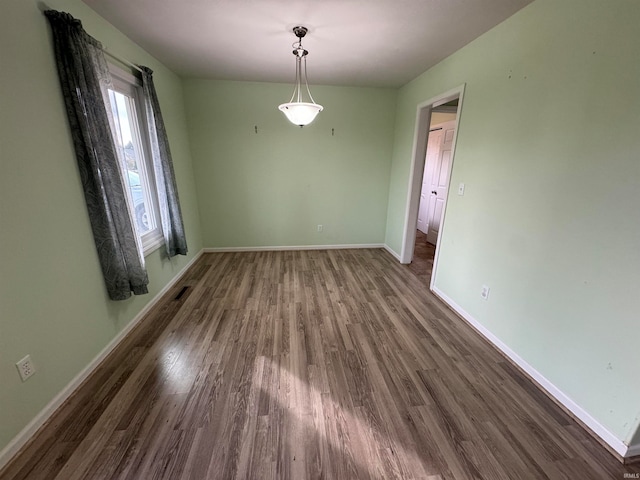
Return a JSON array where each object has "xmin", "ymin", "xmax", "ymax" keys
[
  {"xmin": 139, "ymin": 67, "xmax": 188, "ymax": 257},
  {"xmin": 45, "ymin": 10, "xmax": 149, "ymax": 300}
]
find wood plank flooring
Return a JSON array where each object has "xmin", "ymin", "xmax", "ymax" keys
[
  {"xmin": 407, "ymin": 230, "xmax": 435, "ymax": 283},
  {"xmin": 2, "ymin": 248, "xmax": 638, "ymax": 479}
]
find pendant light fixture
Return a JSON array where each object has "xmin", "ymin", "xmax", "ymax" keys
[{"xmin": 278, "ymin": 26, "xmax": 323, "ymax": 127}]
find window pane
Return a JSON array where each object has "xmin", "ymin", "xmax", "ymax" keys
[{"xmin": 108, "ymin": 89, "xmax": 157, "ymax": 235}]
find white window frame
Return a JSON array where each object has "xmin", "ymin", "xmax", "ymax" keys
[{"xmin": 107, "ymin": 64, "xmax": 164, "ymax": 255}]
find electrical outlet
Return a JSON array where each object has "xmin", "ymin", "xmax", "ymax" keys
[
  {"xmin": 317, "ymin": 224, "xmax": 323, "ymax": 232},
  {"xmin": 481, "ymin": 285, "xmax": 490, "ymax": 301},
  {"xmin": 16, "ymin": 355, "xmax": 36, "ymax": 382}
]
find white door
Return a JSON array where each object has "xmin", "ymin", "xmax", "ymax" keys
[
  {"xmin": 426, "ymin": 120, "xmax": 456, "ymax": 245},
  {"xmin": 417, "ymin": 129, "xmax": 442, "ymax": 234}
]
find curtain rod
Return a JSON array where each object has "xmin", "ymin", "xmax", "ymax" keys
[
  {"xmin": 103, "ymin": 48, "xmax": 143, "ymax": 74},
  {"xmin": 39, "ymin": 5, "xmax": 144, "ymax": 74}
]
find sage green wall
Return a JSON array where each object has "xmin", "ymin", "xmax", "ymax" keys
[
  {"xmin": 385, "ymin": 0, "xmax": 640, "ymax": 444},
  {"xmin": 0, "ymin": 0, "xmax": 202, "ymax": 452},
  {"xmin": 184, "ymin": 80, "xmax": 396, "ymax": 248}
]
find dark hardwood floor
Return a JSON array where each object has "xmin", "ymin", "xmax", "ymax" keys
[
  {"xmin": 1, "ymin": 248, "xmax": 638, "ymax": 479},
  {"xmin": 407, "ymin": 230, "xmax": 436, "ymax": 283}
]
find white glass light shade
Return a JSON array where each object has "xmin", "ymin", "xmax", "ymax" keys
[{"xmin": 278, "ymin": 102, "xmax": 323, "ymax": 127}]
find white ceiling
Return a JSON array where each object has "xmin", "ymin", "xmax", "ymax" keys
[{"xmin": 83, "ymin": 0, "xmax": 534, "ymax": 88}]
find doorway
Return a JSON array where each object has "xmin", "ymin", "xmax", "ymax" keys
[{"xmin": 400, "ymin": 85, "xmax": 464, "ymax": 289}]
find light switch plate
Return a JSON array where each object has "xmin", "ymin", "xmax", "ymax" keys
[{"xmin": 481, "ymin": 285, "xmax": 490, "ymax": 300}]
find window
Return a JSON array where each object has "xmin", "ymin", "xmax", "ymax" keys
[{"xmin": 107, "ymin": 65, "xmax": 163, "ymax": 254}]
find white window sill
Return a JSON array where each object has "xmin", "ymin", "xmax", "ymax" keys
[{"xmin": 142, "ymin": 229, "xmax": 164, "ymax": 257}]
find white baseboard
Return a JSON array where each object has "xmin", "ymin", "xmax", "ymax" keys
[
  {"xmin": 383, "ymin": 244, "xmax": 402, "ymax": 261},
  {"xmin": 627, "ymin": 442, "xmax": 640, "ymax": 459},
  {"xmin": 0, "ymin": 249, "xmax": 204, "ymax": 472},
  {"xmin": 431, "ymin": 286, "xmax": 633, "ymax": 459},
  {"xmin": 204, "ymin": 243, "xmax": 384, "ymax": 253}
]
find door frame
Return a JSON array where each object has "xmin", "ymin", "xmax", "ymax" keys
[{"xmin": 399, "ymin": 84, "xmax": 465, "ymax": 289}]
